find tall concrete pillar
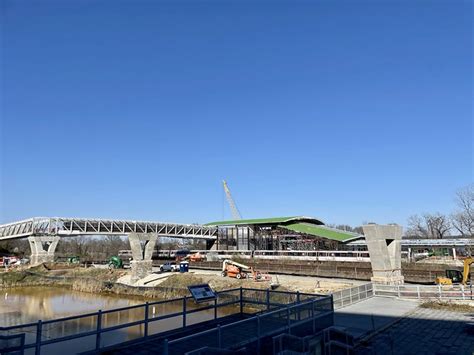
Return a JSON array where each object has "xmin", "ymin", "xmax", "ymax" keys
[
  {"xmin": 28, "ymin": 236, "xmax": 60, "ymax": 265},
  {"xmin": 128, "ymin": 233, "xmax": 158, "ymax": 282},
  {"xmin": 362, "ymin": 224, "xmax": 404, "ymax": 285}
]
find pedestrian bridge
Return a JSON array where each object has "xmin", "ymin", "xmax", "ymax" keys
[{"xmin": 0, "ymin": 217, "xmax": 218, "ymax": 241}]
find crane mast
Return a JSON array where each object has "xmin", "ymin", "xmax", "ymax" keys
[{"xmin": 222, "ymin": 180, "xmax": 242, "ymax": 220}]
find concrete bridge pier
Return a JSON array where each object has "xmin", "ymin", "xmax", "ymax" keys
[
  {"xmin": 28, "ymin": 236, "xmax": 60, "ymax": 265},
  {"xmin": 128, "ymin": 233, "xmax": 158, "ymax": 282},
  {"xmin": 362, "ymin": 223, "xmax": 404, "ymax": 285}
]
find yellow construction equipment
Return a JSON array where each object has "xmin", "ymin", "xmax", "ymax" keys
[{"xmin": 435, "ymin": 257, "xmax": 473, "ymax": 285}]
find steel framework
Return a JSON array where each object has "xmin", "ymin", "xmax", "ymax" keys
[{"xmin": 0, "ymin": 217, "xmax": 218, "ymax": 241}]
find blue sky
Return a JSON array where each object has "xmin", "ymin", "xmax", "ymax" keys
[{"xmin": 1, "ymin": 0, "xmax": 472, "ymax": 227}]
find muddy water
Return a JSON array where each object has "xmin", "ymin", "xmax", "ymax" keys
[
  {"xmin": 1, "ymin": 287, "xmax": 236, "ymax": 354},
  {"xmin": 1, "ymin": 287, "xmax": 147, "ymax": 326}
]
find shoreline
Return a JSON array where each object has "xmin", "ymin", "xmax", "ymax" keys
[{"xmin": 0, "ymin": 264, "xmax": 274, "ymax": 300}]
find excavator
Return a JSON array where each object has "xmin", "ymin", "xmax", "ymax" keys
[
  {"xmin": 221, "ymin": 259, "xmax": 271, "ymax": 282},
  {"xmin": 108, "ymin": 256, "xmax": 124, "ymax": 269},
  {"xmin": 436, "ymin": 257, "xmax": 473, "ymax": 285}
]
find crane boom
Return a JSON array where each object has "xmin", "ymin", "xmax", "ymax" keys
[{"xmin": 222, "ymin": 180, "xmax": 242, "ymax": 220}]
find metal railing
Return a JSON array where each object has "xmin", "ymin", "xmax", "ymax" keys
[
  {"xmin": 332, "ymin": 283, "xmax": 374, "ymax": 309},
  {"xmin": 165, "ymin": 292, "xmax": 334, "ymax": 355},
  {"xmin": 182, "ymin": 249, "xmax": 370, "ymax": 262},
  {"xmin": 373, "ymin": 283, "xmax": 474, "ymax": 300},
  {"xmin": 0, "ymin": 288, "xmax": 332, "ymax": 355}
]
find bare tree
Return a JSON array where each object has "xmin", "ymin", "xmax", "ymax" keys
[
  {"xmin": 407, "ymin": 213, "xmax": 451, "ymax": 239},
  {"xmin": 406, "ymin": 215, "xmax": 428, "ymax": 238},
  {"xmin": 451, "ymin": 184, "xmax": 474, "ymax": 237}
]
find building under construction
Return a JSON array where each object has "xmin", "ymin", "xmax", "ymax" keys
[{"xmin": 205, "ymin": 216, "xmax": 362, "ymax": 251}]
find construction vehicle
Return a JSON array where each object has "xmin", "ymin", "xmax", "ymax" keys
[
  {"xmin": 108, "ymin": 256, "xmax": 124, "ymax": 269},
  {"xmin": 221, "ymin": 259, "xmax": 272, "ymax": 281},
  {"xmin": 0, "ymin": 256, "xmax": 19, "ymax": 268},
  {"xmin": 160, "ymin": 261, "xmax": 180, "ymax": 272},
  {"xmin": 184, "ymin": 252, "xmax": 206, "ymax": 262},
  {"xmin": 436, "ymin": 257, "xmax": 473, "ymax": 285},
  {"xmin": 175, "ymin": 249, "xmax": 191, "ymax": 262},
  {"xmin": 67, "ymin": 256, "xmax": 80, "ymax": 264},
  {"xmin": 222, "ymin": 180, "xmax": 242, "ymax": 220}
]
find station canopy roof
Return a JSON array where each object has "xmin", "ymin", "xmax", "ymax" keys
[
  {"xmin": 281, "ymin": 223, "xmax": 361, "ymax": 243},
  {"xmin": 205, "ymin": 216, "xmax": 362, "ymax": 243}
]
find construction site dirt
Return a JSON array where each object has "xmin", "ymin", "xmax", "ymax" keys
[{"xmin": 188, "ymin": 259, "xmax": 452, "ymax": 284}]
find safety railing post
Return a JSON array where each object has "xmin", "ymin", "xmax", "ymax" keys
[
  {"xmin": 95, "ymin": 310, "xmax": 102, "ymax": 350},
  {"xmin": 438, "ymin": 284, "xmax": 442, "ymax": 299},
  {"xmin": 240, "ymin": 287, "xmax": 243, "ymax": 315},
  {"xmin": 287, "ymin": 305, "xmax": 291, "ymax": 335},
  {"xmin": 349, "ymin": 287, "xmax": 353, "ymax": 304},
  {"xmin": 144, "ymin": 302, "xmax": 149, "ymax": 338},
  {"xmin": 257, "ymin": 315, "xmax": 261, "ymax": 354},
  {"xmin": 182, "ymin": 296, "xmax": 187, "ymax": 328},
  {"xmin": 35, "ymin": 320, "xmax": 42, "ymax": 355},
  {"xmin": 417, "ymin": 285, "xmax": 420, "ymax": 300},
  {"xmin": 296, "ymin": 291, "xmax": 301, "ymax": 320},
  {"xmin": 397, "ymin": 285, "xmax": 400, "ymax": 298},
  {"xmin": 461, "ymin": 285, "xmax": 465, "ymax": 300},
  {"xmin": 266, "ymin": 288, "xmax": 270, "ymax": 310},
  {"xmin": 214, "ymin": 298, "xmax": 218, "ymax": 319}
]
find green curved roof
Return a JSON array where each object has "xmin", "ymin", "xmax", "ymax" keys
[
  {"xmin": 281, "ymin": 223, "xmax": 361, "ymax": 243},
  {"xmin": 205, "ymin": 216, "xmax": 324, "ymax": 226},
  {"xmin": 205, "ymin": 216, "xmax": 362, "ymax": 243}
]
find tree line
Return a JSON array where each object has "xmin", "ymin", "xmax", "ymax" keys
[
  {"xmin": 406, "ymin": 184, "xmax": 473, "ymax": 239},
  {"xmin": 0, "ymin": 235, "xmax": 206, "ymax": 260}
]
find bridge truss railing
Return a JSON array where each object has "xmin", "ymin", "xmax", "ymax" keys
[
  {"xmin": 0, "ymin": 217, "xmax": 218, "ymax": 240},
  {"xmin": 0, "ymin": 288, "xmax": 332, "ymax": 355}
]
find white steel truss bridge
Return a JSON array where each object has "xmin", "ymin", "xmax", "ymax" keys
[{"xmin": 0, "ymin": 217, "xmax": 218, "ymax": 241}]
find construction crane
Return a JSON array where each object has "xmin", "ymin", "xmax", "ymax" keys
[{"xmin": 222, "ymin": 180, "xmax": 242, "ymax": 220}]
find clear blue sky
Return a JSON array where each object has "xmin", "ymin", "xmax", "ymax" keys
[{"xmin": 1, "ymin": 0, "xmax": 472, "ymax": 227}]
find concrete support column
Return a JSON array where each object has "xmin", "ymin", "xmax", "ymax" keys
[
  {"xmin": 28, "ymin": 236, "xmax": 60, "ymax": 265},
  {"xmin": 128, "ymin": 233, "xmax": 158, "ymax": 282},
  {"xmin": 362, "ymin": 224, "xmax": 404, "ymax": 285},
  {"xmin": 206, "ymin": 239, "xmax": 216, "ymax": 250}
]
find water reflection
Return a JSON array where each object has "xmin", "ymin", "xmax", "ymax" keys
[
  {"xmin": 1, "ymin": 287, "xmax": 238, "ymax": 355},
  {"xmin": 1, "ymin": 287, "xmax": 145, "ymax": 326}
]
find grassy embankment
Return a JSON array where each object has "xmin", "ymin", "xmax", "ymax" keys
[
  {"xmin": 0, "ymin": 264, "xmax": 275, "ymax": 300},
  {"xmin": 420, "ymin": 301, "xmax": 474, "ymax": 313}
]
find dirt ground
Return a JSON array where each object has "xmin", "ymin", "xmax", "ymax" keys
[{"xmin": 189, "ymin": 269, "xmax": 361, "ymax": 294}]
